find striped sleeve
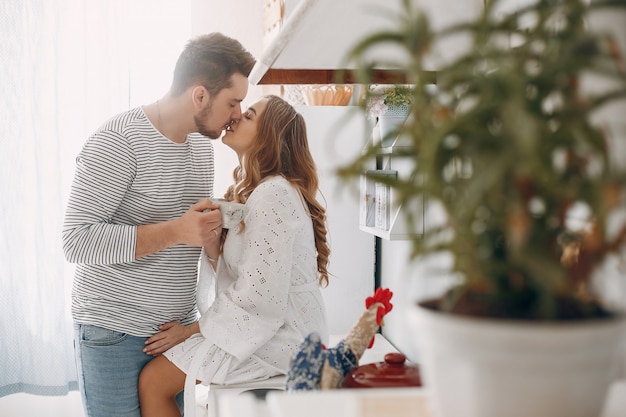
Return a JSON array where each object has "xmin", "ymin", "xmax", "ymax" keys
[{"xmin": 62, "ymin": 128, "xmax": 137, "ymax": 265}]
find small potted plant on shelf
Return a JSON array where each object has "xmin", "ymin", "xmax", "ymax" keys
[
  {"xmin": 365, "ymin": 84, "xmax": 414, "ymax": 147},
  {"xmin": 339, "ymin": 0, "xmax": 626, "ymax": 416}
]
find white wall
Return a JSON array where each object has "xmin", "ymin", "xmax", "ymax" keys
[
  {"xmin": 191, "ymin": 0, "xmax": 265, "ymax": 197},
  {"xmin": 296, "ymin": 106, "xmax": 377, "ymax": 335}
]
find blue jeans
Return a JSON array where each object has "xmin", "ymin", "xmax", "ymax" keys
[{"xmin": 73, "ymin": 324, "xmax": 184, "ymax": 417}]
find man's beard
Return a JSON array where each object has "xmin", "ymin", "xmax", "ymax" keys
[{"xmin": 194, "ymin": 101, "xmax": 223, "ymax": 139}]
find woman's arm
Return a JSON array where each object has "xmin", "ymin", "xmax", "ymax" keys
[{"xmin": 143, "ymin": 321, "xmax": 201, "ymax": 356}]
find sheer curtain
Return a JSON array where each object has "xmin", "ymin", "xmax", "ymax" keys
[{"xmin": 0, "ymin": 0, "xmax": 191, "ymax": 397}]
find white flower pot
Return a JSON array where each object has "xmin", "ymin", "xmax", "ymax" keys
[
  {"xmin": 378, "ymin": 104, "xmax": 410, "ymax": 147},
  {"xmin": 407, "ymin": 301, "xmax": 626, "ymax": 417}
]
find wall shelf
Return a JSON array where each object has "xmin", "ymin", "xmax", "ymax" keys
[
  {"xmin": 359, "ymin": 225, "xmax": 420, "ymax": 241},
  {"xmin": 359, "ymin": 124, "xmax": 423, "ymax": 241}
]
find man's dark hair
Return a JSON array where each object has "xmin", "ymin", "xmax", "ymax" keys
[{"xmin": 170, "ymin": 32, "xmax": 256, "ymax": 97}]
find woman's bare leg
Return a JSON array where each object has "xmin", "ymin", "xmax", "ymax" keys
[{"xmin": 139, "ymin": 355, "xmax": 186, "ymax": 417}]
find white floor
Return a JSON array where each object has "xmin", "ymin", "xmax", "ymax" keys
[{"xmin": 0, "ymin": 391, "xmax": 85, "ymax": 417}]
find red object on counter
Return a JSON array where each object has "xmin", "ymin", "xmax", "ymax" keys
[{"xmin": 341, "ymin": 352, "xmax": 422, "ymax": 388}]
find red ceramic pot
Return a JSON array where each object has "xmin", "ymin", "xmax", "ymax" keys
[{"xmin": 342, "ymin": 352, "xmax": 422, "ymax": 388}]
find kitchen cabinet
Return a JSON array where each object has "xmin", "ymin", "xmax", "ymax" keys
[{"xmin": 252, "ymin": 0, "xmax": 484, "ymax": 86}]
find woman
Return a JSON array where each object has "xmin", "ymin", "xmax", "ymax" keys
[{"xmin": 138, "ymin": 95, "xmax": 330, "ymax": 417}]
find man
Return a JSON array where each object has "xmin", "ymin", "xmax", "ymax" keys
[{"xmin": 62, "ymin": 32, "xmax": 256, "ymax": 417}]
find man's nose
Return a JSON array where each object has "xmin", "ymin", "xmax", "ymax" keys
[{"xmin": 231, "ymin": 104, "xmax": 243, "ymax": 120}]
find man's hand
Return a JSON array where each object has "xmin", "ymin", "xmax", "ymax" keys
[
  {"xmin": 135, "ymin": 199, "xmax": 223, "ymax": 259},
  {"xmin": 175, "ymin": 199, "xmax": 223, "ymax": 247}
]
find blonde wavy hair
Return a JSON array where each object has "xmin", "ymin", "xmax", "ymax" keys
[{"xmin": 223, "ymin": 95, "xmax": 330, "ymax": 286}]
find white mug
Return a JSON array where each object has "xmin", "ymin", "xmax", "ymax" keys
[{"xmin": 212, "ymin": 198, "xmax": 245, "ymax": 229}]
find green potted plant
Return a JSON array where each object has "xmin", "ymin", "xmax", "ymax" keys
[
  {"xmin": 339, "ymin": 0, "xmax": 626, "ymax": 416},
  {"xmin": 365, "ymin": 84, "xmax": 414, "ymax": 147}
]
